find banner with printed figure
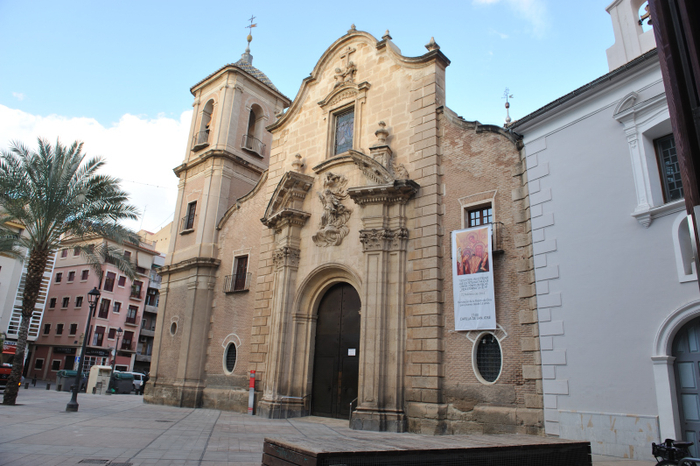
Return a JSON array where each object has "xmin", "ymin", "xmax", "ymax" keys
[{"xmin": 452, "ymin": 225, "xmax": 496, "ymax": 331}]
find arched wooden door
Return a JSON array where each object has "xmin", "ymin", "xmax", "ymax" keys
[
  {"xmin": 311, "ymin": 283, "xmax": 360, "ymax": 419},
  {"xmin": 673, "ymin": 317, "xmax": 700, "ymax": 457}
]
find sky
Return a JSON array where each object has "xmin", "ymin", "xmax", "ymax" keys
[{"xmin": 0, "ymin": 0, "xmax": 625, "ymax": 234}]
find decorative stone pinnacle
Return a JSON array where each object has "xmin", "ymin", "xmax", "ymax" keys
[
  {"xmin": 348, "ymin": 24, "xmax": 356, "ymax": 33},
  {"xmin": 375, "ymin": 121, "xmax": 389, "ymax": 145},
  {"xmin": 425, "ymin": 37, "xmax": 440, "ymax": 51},
  {"xmin": 382, "ymin": 30, "xmax": 392, "ymax": 41},
  {"xmin": 292, "ymin": 153, "xmax": 305, "ymax": 172}
]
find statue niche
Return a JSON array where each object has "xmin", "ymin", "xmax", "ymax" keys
[{"xmin": 312, "ymin": 172, "xmax": 352, "ymax": 247}]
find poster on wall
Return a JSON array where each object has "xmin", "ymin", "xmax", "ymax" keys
[{"xmin": 451, "ymin": 224, "xmax": 496, "ymax": 331}]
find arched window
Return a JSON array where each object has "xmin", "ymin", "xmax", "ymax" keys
[
  {"xmin": 193, "ymin": 99, "xmax": 215, "ymax": 150},
  {"xmin": 242, "ymin": 104, "xmax": 265, "ymax": 156}
]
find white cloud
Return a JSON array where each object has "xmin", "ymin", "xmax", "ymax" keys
[
  {"xmin": 489, "ymin": 28, "xmax": 509, "ymax": 40},
  {"xmin": 12, "ymin": 92, "xmax": 25, "ymax": 101},
  {"xmin": 0, "ymin": 105, "xmax": 192, "ymax": 234},
  {"xmin": 474, "ymin": 0, "xmax": 549, "ymax": 38}
]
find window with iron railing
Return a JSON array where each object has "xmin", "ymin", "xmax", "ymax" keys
[
  {"xmin": 181, "ymin": 201, "xmax": 197, "ymax": 232},
  {"xmin": 98, "ymin": 299, "xmax": 111, "ymax": 318},
  {"xmin": 126, "ymin": 306, "xmax": 138, "ymax": 325},
  {"xmin": 121, "ymin": 331, "xmax": 134, "ymax": 350},
  {"xmin": 224, "ymin": 255, "xmax": 251, "ymax": 292},
  {"xmin": 131, "ymin": 281, "xmax": 143, "ymax": 299}
]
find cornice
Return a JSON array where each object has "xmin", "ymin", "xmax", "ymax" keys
[
  {"xmin": 348, "ymin": 179, "xmax": 420, "ymax": 205},
  {"xmin": 159, "ymin": 257, "xmax": 220, "ymax": 276},
  {"xmin": 173, "ymin": 149, "xmax": 266, "ymax": 178}
]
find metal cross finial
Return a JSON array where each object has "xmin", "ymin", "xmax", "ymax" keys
[
  {"xmin": 246, "ymin": 15, "xmax": 257, "ymax": 34},
  {"xmin": 503, "ymin": 88, "xmax": 514, "ymax": 125}
]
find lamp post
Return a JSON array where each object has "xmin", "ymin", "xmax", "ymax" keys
[
  {"xmin": 66, "ymin": 287, "xmax": 100, "ymax": 412},
  {"xmin": 110, "ymin": 327, "xmax": 123, "ymax": 374}
]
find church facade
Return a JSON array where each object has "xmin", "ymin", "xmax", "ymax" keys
[{"xmin": 145, "ymin": 27, "xmax": 543, "ymax": 435}]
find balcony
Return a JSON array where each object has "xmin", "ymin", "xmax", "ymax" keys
[
  {"xmin": 130, "ymin": 289, "xmax": 143, "ymax": 300},
  {"xmin": 120, "ymin": 341, "xmax": 133, "ymax": 351},
  {"xmin": 144, "ymin": 304, "xmax": 158, "ymax": 315},
  {"xmin": 135, "ymin": 353, "xmax": 152, "ymax": 362},
  {"xmin": 125, "ymin": 315, "xmax": 139, "ymax": 326},
  {"xmin": 192, "ymin": 130, "xmax": 210, "ymax": 151},
  {"xmin": 224, "ymin": 272, "xmax": 251, "ymax": 293},
  {"xmin": 241, "ymin": 134, "xmax": 265, "ymax": 157},
  {"xmin": 140, "ymin": 328, "xmax": 155, "ymax": 338}
]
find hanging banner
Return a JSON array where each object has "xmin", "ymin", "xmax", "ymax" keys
[{"xmin": 451, "ymin": 224, "xmax": 496, "ymax": 331}]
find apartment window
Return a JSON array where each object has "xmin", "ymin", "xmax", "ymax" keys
[
  {"xmin": 49, "ymin": 298, "xmax": 57, "ymax": 309},
  {"xmin": 81, "ymin": 270, "xmax": 89, "ymax": 281},
  {"xmin": 61, "ymin": 249, "xmax": 68, "ymax": 258},
  {"xmin": 467, "ymin": 205, "xmax": 493, "ymax": 227},
  {"xmin": 51, "ymin": 360, "xmax": 61, "ymax": 371},
  {"xmin": 93, "ymin": 326, "xmax": 105, "ymax": 346},
  {"xmin": 67, "ymin": 271, "xmax": 75, "ymax": 282},
  {"xmin": 55, "ymin": 272, "xmax": 62, "ymax": 283},
  {"xmin": 98, "ymin": 299, "xmax": 111, "ymax": 319},
  {"xmin": 75, "ymin": 296, "xmax": 83, "ymax": 308},
  {"xmin": 126, "ymin": 306, "xmax": 138, "ymax": 325},
  {"xmin": 108, "ymin": 328, "xmax": 116, "ymax": 339},
  {"xmin": 69, "ymin": 323, "xmax": 78, "ymax": 335},
  {"xmin": 131, "ymin": 281, "xmax": 143, "ymax": 299},
  {"xmin": 61, "ymin": 297, "xmax": 69, "ymax": 308},
  {"xmin": 34, "ymin": 359, "xmax": 44, "ymax": 369},
  {"xmin": 56, "ymin": 323, "xmax": 64, "ymax": 335},
  {"xmin": 43, "ymin": 323, "xmax": 51, "ymax": 335},
  {"xmin": 118, "ymin": 276, "xmax": 126, "ymax": 287},
  {"xmin": 113, "ymin": 302, "xmax": 122, "ymax": 314},
  {"xmin": 183, "ymin": 201, "xmax": 196, "ymax": 231},
  {"xmin": 73, "ymin": 247, "xmax": 80, "ymax": 256},
  {"xmin": 124, "ymin": 250, "xmax": 131, "ymax": 261},
  {"xmin": 122, "ymin": 331, "xmax": 134, "ymax": 350},
  {"xmin": 656, "ymin": 134, "xmax": 683, "ymax": 203},
  {"xmin": 333, "ymin": 107, "xmax": 354, "ymax": 155},
  {"xmin": 103, "ymin": 272, "xmax": 116, "ymax": 292}
]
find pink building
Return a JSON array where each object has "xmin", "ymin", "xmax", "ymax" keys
[{"xmin": 27, "ymin": 237, "xmax": 159, "ymax": 382}]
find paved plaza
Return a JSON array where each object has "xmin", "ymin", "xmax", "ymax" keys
[{"xmin": 0, "ymin": 383, "xmax": 657, "ymax": 466}]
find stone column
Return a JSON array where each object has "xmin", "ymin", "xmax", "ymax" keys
[{"xmin": 349, "ymin": 181, "xmax": 418, "ymax": 432}]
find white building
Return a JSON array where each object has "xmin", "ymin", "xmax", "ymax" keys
[{"xmin": 511, "ymin": 0, "xmax": 700, "ymax": 459}]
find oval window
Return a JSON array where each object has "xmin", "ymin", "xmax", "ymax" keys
[
  {"xmin": 170, "ymin": 322, "xmax": 177, "ymax": 336},
  {"xmin": 475, "ymin": 333, "xmax": 502, "ymax": 383},
  {"xmin": 225, "ymin": 343, "xmax": 237, "ymax": 373}
]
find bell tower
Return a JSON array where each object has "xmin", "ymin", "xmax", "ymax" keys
[{"xmin": 147, "ymin": 30, "xmax": 290, "ymax": 408}]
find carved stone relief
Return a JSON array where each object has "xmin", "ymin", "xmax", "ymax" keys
[
  {"xmin": 359, "ymin": 228, "xmax": 409, "ymax": 252},
  {"xmin": 312, "ymin": 172, "xmax": 353, "ymax": 246}
]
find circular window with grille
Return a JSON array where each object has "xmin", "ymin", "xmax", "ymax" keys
[
  {"xmin": 473, "ymin": 333, "xmax": 502, "ymax": 384},
  {"xmin": 224, "ymin": 343, "xmax": 237, "ymax": 374}
]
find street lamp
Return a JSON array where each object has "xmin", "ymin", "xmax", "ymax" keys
[
  {"xmin": 110, "ymin": 327, "xmax": 123, "ymax": 374},
  {"xmin": 66, "ymin": 287, "xmax": 100, "ymax": 412}
]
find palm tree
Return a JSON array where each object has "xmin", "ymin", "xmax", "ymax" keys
[{"xmin": 0, "ymin": 138, "xmax": 139, "ymax": 405}]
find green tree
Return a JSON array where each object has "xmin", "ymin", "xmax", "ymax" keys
[{"xmin": 0, "ymin": 138, "xmax": 139, "ymax": 405}]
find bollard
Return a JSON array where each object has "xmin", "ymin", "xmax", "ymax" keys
[
  {"xmin": 24, "ymin": 381, "xmax": 28, "ymax": 389},
  {"xmin": 248, "ymin": 370, "xmax": 255, "ymax": 415},
  {"xmin": 46, "ymin": 383, "xmax": 50, "ymax": 390},
  {"xmin": 57, "ymin": 383, "xmax": 62, "ymax": 392}
]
